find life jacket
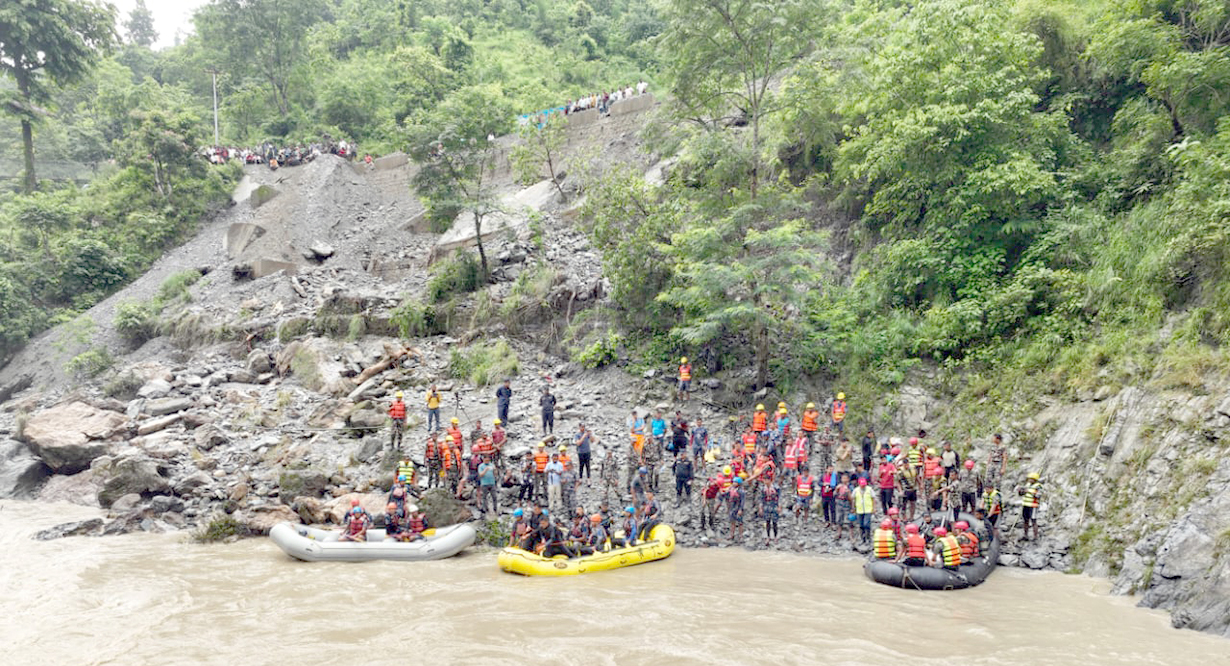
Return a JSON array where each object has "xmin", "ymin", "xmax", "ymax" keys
[
  {"xmin": 1023, "ymin": 481, "xmax": 1042, "ymax": 508},
  {"xmin": 960, "ymin": 531, "xmax": 980, "ymax": 560},
  {"xmin": 425, "ymin": 440, "xmax": 440, "ymax": 462},
  {"xmin": 907, "ymin": 446, "xmax": 922, "ymax": 466},
  {"xmin": 388, "ymin": 400, "xmax": 406, "ymax": 420},
  {"xmin": 742, "ymin": 432, "xmax": 757, "ymax": 454},
  {"xmin": 852, "ymin": 487, "xmax": 875, "ymax": 514},
  {"xmin": 984, "ymin": 488, "xmax": 1002, "ymax": 515},
  {"xmin": 448, "ymin": 426, "xmax": 463, "ymax": 445},
  {"xmin": 784, "ymin": 445, "xmax": 798, "ymax": 470},
  {"xmin": 924, "ymin": 456, "xmax": 942, "ymax": 478},
  {"xmin": 939, "ymin": 535, "xmax": 962, "ymax": 567},
  {"xmin": 679, "ymin": 364, "xmax": 691, "ymax": 381},
  {"xmin": 533, "ymin": 450, "xmax": 549, "ymax": 473},
  {"xmin": 408, "ymin": 514, "xmax": 426, "ymax": 534},
  {"xmin": 397, "ymin": 461, "xmax": 415, "ymax": 482},
  {"xmin": 704, "ymin": 478, "xmax": 722, "ymax": 499},
  {"xmin": 794, "ymin": 438, "xmax": 809, "ymax": 467},
  {"xmin": 719, "ymin": 474, "xmax": 733, "ymax": 492},
  {"xmin": 801, "ymin": 410, "xmax": 819, "ymax": 432},
  {"xmin": 442, "ymin": 446, "xmax": 457, "ymax": 469},
  {"xmin": 559, "ymin": 453, "xmax": 571, "ymax": 468},
  {"xmin": 796, "ymin": 475, "xmax": 814, "ymax": 497},
  {"xmin": 831, "ymin": 400, "xmax": 846, "ymax": 422},
  {"xmin": 475, "ymin": 437, "xmax": 494, "ymax": 455},
  {"xmin": 873, "ymin": 528, "xmax": 897, "ymax": 559},
  {"xmin": 632, "ymin": 435, "xmax": 645, "ymax": 454},
  {"xmin": 491, "ymin": 428, "xmax": 506, "ymax": 448},
  {"xmin": 905, "ymin": 534, "xmax": 927, "ymax": 559},
  {"xmin": 752, "ymin": 411, "xmax": 768, "ymax": 432}
]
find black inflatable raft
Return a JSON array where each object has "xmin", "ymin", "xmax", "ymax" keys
[{"xmin": 863, "ymin": 512, "xmax": 1000, "ymax": 590}]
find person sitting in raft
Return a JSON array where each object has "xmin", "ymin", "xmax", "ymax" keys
[
  {"xmin": 405, "ymin": 504, "xmax": 429, "ymax": 542},
  {"xmin": 931, "ymin": 526, "xmax": 962, "ymax": 570},
  {"xmin": 383, "ymin": 502, "xmax": 409, "ymax": 542},
  {"xmin": 610, "ymin": 506, "xmax": 638, "ymax": 548},
  {"xmin": 638, "ymin": 491, "xmax": 661, "ymax": 541},
  {"xmin": 338, "ymin": 498, "xmax": 371, "ymax": 542},
  {"xmin": 900, "ymin": 523, "xmax": 928, "ymax": 566},
  {"xmin": 587, "ymin": 514, "xmax": 609, "ymax": 552}
]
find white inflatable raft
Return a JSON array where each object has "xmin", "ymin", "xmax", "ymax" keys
[{"xmin": 269, "ymin": 522, "xmax": 477, "ymax": 562}]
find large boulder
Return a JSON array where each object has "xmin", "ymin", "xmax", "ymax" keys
[
  {"xmin": 145, "ymin": 397, "xmax": 193, "ymax": 417},
  {"xmin": 417, "ymin": 488, "xmax": 472, "ymax": 527},
  {"xmin": 235, "ymin": 504, "xmax": 297, "ymax": 535},
  {"xmin": 323, "ymin": 492, "xmax": 387, "ymax": 524},
  {"xmin": 37, "ymin": 471, "xmax": 102, "ymax": 507},
  {"xmin": 95, "ymin": 455, "xmax": 173, "ymax": 507},
  {"xmin": 22, "ymin": 401, "xmax": 128, "ymax": 474},
  {"xmin": 0, "ymin": 440, "xmax": 51, "ymax": 499},
  {"xmin": 277, "ymin": 469, "xmax": 329, "ymax": 500}
]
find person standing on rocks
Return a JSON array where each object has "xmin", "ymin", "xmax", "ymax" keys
[
  {"xmin": 852, "ymin": 478, "xmax": 877, "ymax": 543},
  {"xmin": 672, "ymin": 451, "xmax": 693, "ymax": 507},
  {"xmin": 532, "ymin": 441, "xmax": 551, "ymax": 503},
  {"xmin": 677, "ymin": 356, "xmax": 692, "ymax": 402},
  {"xmin": 600, "ymin": 447, "xmax": 620, "ymax": 503},
  {"xmin": 690, "ymin": 417, "xmax": 710, "ymax": 472},
  {"xmin": 478, "ymin": 454, "xmax": 498, "ymax": 516},
  {"xmin": 801, "ymin": 402, "xmax": 820, "ymax": 454},
  {"xmin": 546, "ymin": 452, "xmax": 564, "ymax": 515},
  {"xmin": 627, "ymin": 410, "xmax": 647, "ymax": 494},
  {"xmin": 727, "ymin": 477, "xmax": 746, "ymax": 542},
  {"xmin": 830, "ymin": 392, "xmax": 847, "ymax": 434},
  {"xmin": 425, "ymin": 385, "xmax": 442, "ymax": 432},
  {"xmin": 956, "ymin": 459, "xmax": 979, "ymax": 517},
  {"xmin": 794, "ymin": 465, "xmax": 817, "ymax": 527},
  {"xmin": 877, "ymin": 453, "xmax": 897, "ymax": 514},
  {"xmin": 388, "ymin": 391, "xmax": 407, "ymax": 449},
  {"xmin": 940, "ymin": 441, "xmax": 960, "ymax": 479},
  {"xmin": 491, "ymin": 418, "xmax": 507, "ymax": 471},
  {"xmin": 540, "ymin": 386, "xmax": 557, "ymax": 435},
  {"xmin": 762, "ymin": 483, "xmax": 780, "ymax": 544},
  {"xmin": 496, "ymin": 379, "xmax": 513, "ymax": 425},
  {"xmin": 700, "ymin": 471, "xmax": 722, "ymax": 531},
  {"xmin": 560, "ymin": 459, "xmax": 578, "ymax": 515},
  {"xmin": 425, "ymin": 433, "xmax": 441, "ymax": 488},
  {"xmin": 987, "ymin": 433, "xmax": 1008, "ymax": 489},
  {"xmin": 1018, "ymin": 471, "xmax": 1043, "ymax": 541},
  {"xmin": 860, "ymin": 428, "xmax": 876, "ymax": 471},
  {"xmin": 574, "ymin": 423, "xmax": 594, "ymax": 481}
]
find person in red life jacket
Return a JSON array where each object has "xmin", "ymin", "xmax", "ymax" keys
[
  {"xmin": 783, "ymin": 432, "xmax": 800, "ymax": 483},
  {"xmin": 900, "ymin": 523, "xmax": 927, "ymax": 565},
  {"xmin": 700, "ymin": 471, "xmax": 724, "ymax": 531},
  {"xmin": 338, "ymin": 499, "xmax": 371, "ymax": 542},
  {"xmin": 447, "ymin": 418, "xmax": 464, "ymax": 450},
  {"xmin": 878, "ymin": 453, "xmax": 897, "ymax": 513},
  {"xmin": 752, "ymin": 404, "xmax": 768, "ymax": 440},
  {"xmin": 923, "ymin": 447, "xmax": 944, "ymax": 510},
  {"xmin": 801, "ymin": 402, "xmax": 821, "ymax": 452},
  {"xmin": 490, "ymin": 418, "xmax": 507, "ymax": 470},
  {"xmin": 953, "ymin": 520, "xmax": 980, "ymax": 562},
  {"xmin": 931, "ymin": 526, "xmax": 962, "ymax": 570},
  {"xmin": 794, "ymin": 465, "xmax": 818, "ymax": 525},
  {"xmin": 388, "ymin": 391, "xmax": 406, "ymax": 449},
  {"xmin": 424, "ymin": 432, "xmax": 442, "ymax": 489},
  {"xmin": 677, "ymin": 356, "xmax": 692, "ymax": 402},
  {"xmin": 405, "ymin": 503, "xmax": 429, "ymax": 542},
  {"xmin": 830, "ymin": 392, "xmax": 847, "ymax": 433},
  {"xmin": 384, "ymin": 502, "xmax": 410, "ymax": 541}
]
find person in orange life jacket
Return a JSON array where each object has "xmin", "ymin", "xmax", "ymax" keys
[
  {"xmin": 339, "ymin": 499, "xmax": 371, "ymax": 542},
  {"xmin": 953, "ymin": 520, "xmax": 980, "ymax": 562},
  {"xmin": 873, "ymin": 518, "xmax": 898, "ymax": 560},
  {"xmin": 627, "ymin": 410, "xmax": 647, "ymax": 494},
  {"xmin": 752, "ymin": 404, "xmax": 769, "ymax": 440},
  {"xmin": 447, "ymin": 418, "xmax": 464, "ymax": 452},
  {"xmin": 532, "ymin": 439, "xmax": 552, "ymax": 503},
  {"xmin": 931, "ymin": 526, "xmax": 962, "ymax": 570},
  {"xmin": 830, "ymin": 392, "xmax": 847, "ymax": 433},
  {"xmin": 900, "ymin": 523, "xmax": 928, "ymax": 566},
  {"xmin": 794, "ymin": 465, "xmax": 818, "ymax": 524},
  {"xmin": 677, "ymin": 356, "xmax": 692, "ymax": 402},
  {"xmin": 801, "ymin": 402, "xmax": 821, "ymax": 451},
  {"xmin": 388, "ymin": 391, "xmax": 406, "ymax": 449}
]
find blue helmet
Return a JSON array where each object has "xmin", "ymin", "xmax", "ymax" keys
[
  {"xmin": 625, "ymin": 506, "xmax": 635, "ymax": 514},
  {"xmin": 638, "ymin": 466, "xmax": 647, "ymax": 474},
  {"xmin": 397, "ymin": 474, "xmax": 407, "ymax": 482},
  {"xmin": 513, "ymin": 508, "xmax": 523, "ymax": 517},
  {"xmin": 734, "ymin": 476, "xmax": 744, "ymax": 484},
  {"xmin": 542, "ymin": 509, "xmax": 548, "ymax": 517}
]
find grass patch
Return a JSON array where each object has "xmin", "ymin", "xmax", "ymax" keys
[
  {"xmin": 103, "ymin": 371, "xmax": 144, "ymax": 400},
  {"xmin": 475, "ymin": 519, "xmax": 511, "ymax": 547},
  {"xmin": 64, "ymin": 348, "xmax": 113, "ymax": 378},
  {"xmin": 277, "ymin": 317, "xmax": 312, "ymax": 343},
  {"xmin": 347, "ymin": 314, "xmax": 367, "ymax": 340},
  {"xmin": 448, "ymin": 339, "xmax": 520, "ymax": 387},
  {"xmin": 427, "ymin": 250, "xmax": 482, "ymax": 303},
  {"xmin": 113, "ymin": 300, "xmax": 159, "ymax": 346},
  {"xmin": 156, "ymin": 269, "xmax": 203, "ymax": 306},
  {"xmin": 193, "ymin": 516, "xmax": 246, "ymax": 543},
  {"xmin": 390, "ymin": 297, "xmax": 443, "ymax": 338},
  {"xmin": 290, "ymin": 347, "xmax": 323, "ymax": 390}
]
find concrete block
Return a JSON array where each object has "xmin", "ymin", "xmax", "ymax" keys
[
  {"xmin": 250, "ymin": 258, "xmax": 298, "ymax": 278},
  {"xmin": 373, "ymin": 152, "xmax": 409, "ymax": 171},
  {"xmin": 225, "ymin": 222, "xmax": 266, "ymax": 258},
  {"xmin": 249, "ymin": 184, "xmax": 279, "ymax": 208}
]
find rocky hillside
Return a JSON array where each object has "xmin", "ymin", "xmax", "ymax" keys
[{"xmin": 0, "ymin": 97, "xmax": 1228, "ymax": 639}]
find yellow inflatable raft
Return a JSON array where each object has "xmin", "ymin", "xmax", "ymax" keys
[{"xmin": 498, "ymin": 524, "xmax": 676, "ymax": 576}]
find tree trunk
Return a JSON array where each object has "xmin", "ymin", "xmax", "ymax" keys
[
  {"xmin": 20, "ymin": 118, "xmax": 37, "ymax": 194},
  {"xmin": 474, "ymin": 211, "xmax": 489, "ymax": 279},
  {"xmin": 754, "ymin": 319, "xmax": 769, "ymax": 389},
  {"xmin": 750, "ymin": 114, "xmax": 760, "ymax": 200}
]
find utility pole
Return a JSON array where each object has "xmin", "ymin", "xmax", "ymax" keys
[{"xmin": 205, "ymin": 68, "xmax": 220, "ymax": 145}]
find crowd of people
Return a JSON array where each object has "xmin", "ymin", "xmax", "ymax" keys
[
  {"xmin": 519, "ymin": 80, "xmax": 650, "ymax": 128},
  {"xmin": 199, "ymin": 138, "xmax": 359, "ymax": 170},
  {"xmin": 367, "ymin": 357, "xmax": 1045, "ymax": 565}
]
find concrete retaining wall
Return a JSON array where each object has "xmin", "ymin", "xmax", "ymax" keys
[
  {"xmin": 610, "ymin": 93, "xmax": 655, "ymax": 116},
  {"xmin": 373, "ymin": 152, "xmax": 409, "ymax": 171},
  {"xmin": 225, "ymin": 223, "xmax": 266, "ymax": 258},
  {"xmin": 566, "ymin": 109, "xmax": 599, "ymax": 129}
]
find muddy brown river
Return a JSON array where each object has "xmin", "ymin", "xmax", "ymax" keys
[{"xmin": 2, "ymin": 501, "xmax": 1225, "ymax": 665}]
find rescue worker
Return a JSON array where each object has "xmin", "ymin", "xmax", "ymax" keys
[
  {"xmin": 923, "ymin": 447, "xmax": 944, "ymax": 510},
  {"xmin": 631, "ymin": 466, "xmax": 648, "ymax": 507},
  {"xmin": 801, "ymin": 402, "xmax": 821, "ymax": 453},
  {"xmin": 425, "ymin": 384, "xmax": 442, "ymax": 432},
  {"xmin": 982, "ymin": 485, "xmax": 1003, "ymax": 537},
  {"xmin": 424, "ymin": 433, "xmax": 441, "ymax": 489},
  {"xmin": 677, "ymin": 356, "xmax": 692, "ymax": 402},
  {"xmin": 794, "ymin": 465, "xmax": 817, "ymax": 525},
  {"xmin": 877, "ymin": 452, "xmax": 897, "ymax": 513},
  {"xmin": 954, "ymin": 520, "xmax": 980, "ymax": 561},
  {"xmin": 987, "ymin": 433, "xmax": 1008, "ymax": 488},
  {"xmin": 752, "ymin": 404, "xmax": 768, "ymax": 441},
  {"xmin": 540, "ymin": 386, "xmax": 557, "ymax": 435},
  {"xmin": 956, "ymin": 458, "xmax": 979, "ymax": 517},
  {"xmin": 852, "ymin": 477, "xmax": 876, "ymax": 543},
  {"xmin": 860, "ymin": 428, "xmax": 876, "ymax": 471},
  {"xmin": 873, "ymin": 518, "xmax": 897, "ymax": 560},
  {"xmin": 691, "ymin": 417, "xmax": 710, "ymax": 471},
  {"xmin": 672, "ymin": 451, "xmax": 694, "ymax": 506},
  {"xmin": 532, "ymin": 440, "xmax": 551, "ymax": 503},
  {"xmin": 627, "ymin": 410, "xmax": 647, "ymax": 494},
  {"xmin": 443, "ymin": 434, "xmax": 461, "ymax": 494},
  {"xmin": 898, "ymin": 447, "xmax": 919, "ymax": 522},
  {"xmin": 775, "ymin": 406, "xmax": 791, "ymax": 441},
  {"xmin": 728, "ymin": 476, "xmax": 746, "ymax": 542},
  {"xmin": 830, "ymin": 392, "xmax": 847, "ymax": 433},
  {"xmin": 611, "ymin": 507, "xmax": 638, "ymax": 548},
  {"xmin": 1020, "ymin": 471, "xmax": 1043, "ymax": 541},
  {"xmin": 940, "ymin": 440, "xmax": 960, "ymax": 479},
  {"xmin": 395, "ymin": 457, "xmax": 416, "ymax": 490},
  {"xmin": 560, "ymin": 458, "xmax": 578, "ymax": 516},
  {"xmin": 338, "ymin": 498, "xmax": 371, "ymax": 542},
  {"xmin": 574, "ymin": 423, "xmax": 594, "ymax": 480},
  {"xmin": 762, "ymin": 482, "xmax": 780, "ymax": 544},
  {"xmin": 701, "ymin": 472, "xmax": 723, "ymax": 531},
  {"xmin": 588, "ymin": 514, "xmax": 609, "ymax": 552},
  {"xmin": 900, "ymin": 523, "xmax": 927, "ymax": 565},
  {"xmin": 638, "ymin": 491, "xmax": 661, "ymax": 540},
  {"xmin": 600, "ymin": 446, "xmax": 620, "ymax": 503},
  {"xmin": 491, "ymin": 419, "xmax": 507, "ymax": 469},
  {"xmin": 388, "ymin": 391, "xmax": 406, "ymax": 449},
  {"xmin": 495, "ymin": 379, "xmax": 513, "ymax": 425},
  {"xmin": 932, "ymin": 526, "xmax": 962, "ymax": 570},
  {"xmin": 384, "ymin": 502, "xmax": 409, "ymax": 541},
  {"xmin": 447, "ymin": 418, "xmax": 464, "ymax": 452}
]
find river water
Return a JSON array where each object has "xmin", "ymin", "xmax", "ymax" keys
[{"xmin": 2, "ymin": 501, "xmax": 1225, "ymax": 666}]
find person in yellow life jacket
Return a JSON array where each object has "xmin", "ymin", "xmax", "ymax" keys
[
  {"xmin": 981, "ymin": 486, "xmax": 1003, "ymax": 537},
  {"xmin": 906, "ymin": 436, "xmax": 923, "ymax": 469},
  {"xmin": 873, "ymin": 519, "xmax": 897, "ymax": 560},
  {"xmin": 830, "ymin": 392, "xmax": 847, "ymax": 433},
  {"xmin": 953, "ymin": 520, "xmax": 980, "ymax": 561},
  {"xmin": 1019, "ymin": 472, "xmax": 1043, "ymax": 541},
  {"xmin": 677, "ymin": 356, "xmax": 692, "ymax": 402},
  {"xmin": 752, "ymin": 404, "xmax": 768, "ymax": 435},
  {"xmin": 900, "ymin": 523, "xmax": 927, "ymax": 565},
  {"xmin": 931, "ymin": 526, "xmax": 962, "ymax": 570},
  {"xmin": 388, "ymin": 391, "xmax": 406, "ymax": 449},
  {"xmin": 425, "ymin": 384, "xmax": 442, "ymax": 432}
]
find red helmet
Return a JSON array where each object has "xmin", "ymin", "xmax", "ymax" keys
[
  {"xmin": 858, "ymin": 478, "xmax": 868, "ymax": 486},
  {"xmin": 880, "ymin": 519, "xmax": 892, "ymax": 529},
  {"xmin": 954, "ymin": 521, "xmax": 969, "ymax": 530},
  {"xmin": 905, "ymin": 523, "xmax": 919, "ymax": 534},
  {"xmin": 350, "ymin": 498, "xmax": 361, "ymax": 506},
  {"xmin": 964, "ymin": 459, "xmax": 975, "ymax": 469},
  {"xmin": 909, "ymin": 437, "xmax": 919, "ymax": 445},
  {"xmin": 887, "ymin": 507, "xmax": 899, "ymax": 516},
  {"xmin": 890, "ymin": 447, "xmax": 901, "ymax": 455},
  {"xmin": 934, "ymin": 527, "xmax": 948, "ymax": 537}
]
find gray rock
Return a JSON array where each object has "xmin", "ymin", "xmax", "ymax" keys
[
  {"xmin": 703, "ymin": 378, "xmax": 722, "ymax": 390},
  {"xmin": 1020, "ymin": 546, "xmax": 1050, "ymax": 569},
  {"xmin": 21, "ymin": 402, "xmax": 127, "ymax": 474},
  {"xmin": 229, "ymin": 369, "xmax": 258, "ymax": 384},
  {"xmin": 150, "ymin": 495, "xmax": 186, "ymax": 513},
  {"xmin": 111, "ymin": 493, "xmax": 143, "ymax": 512},
  {"xmin": 355, "ymin": 437, "xmax": 383, "ymax": 463},
  {"xmin": 174, "ymin": 470, "xmax": 213, "ymax": 495},
  {"xmin": 145, "ymin": 397, "xmax": 193, "ymax": 417},
  {"xmin": 247, "ymin": 350, "xmax": 272, "ymax": 375},
  {"xmin": 347, "ymin": 409, "xmax": 385, "ymax": 431},
  {"xmin": 136, "ymin": 412, "xmax": 183, "ymax": 436},
  {"xmin": 96, "ymin": 456, "xmax": 172, "ymax": 507},
  {"xmin": 34, "ymin": 518, "xmax": 104, "ymax": 540},
  {"xmin": 193, "ymin": 424, "xmax": 228, "ymax": 451},
  {"xmin": 137, "ymin": 379, "xmax": 172, "ymax": 399},
  {"xmin": 0, "ymin": 440, "xmax": 51, "ymax": 499}
]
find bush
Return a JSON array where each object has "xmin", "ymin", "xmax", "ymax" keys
[
  {"xmin": 103, "ymin": 371, "xmax": 144, "ymax": 400},
  {"xmin": 156, "ymin": 269, "xmax": 203, "ymax": 306},
  {"xmin": 575, "ymin": 331, "xmax": 622, "ymax": 368},
  {"xmin": 65, "ymin": 348, "xmax": 113, "ymax": 379},
  {"xmin": 113, "ymin": 300, "xmax": 159, "ymax": 345},
  {"xmin": 193, "ymin": 516, "xmax": 246, "ymax": 543},
  {"xmin": 390, "ymin": 297, "xmax": 442, "ymax": 338},
  {"xmin": 426, "ymin": 250, "xmax": 482, "ymax": 303},
  {"xmin": 448, "ymin": 339, "xmax": 520, "ymax": 386}
]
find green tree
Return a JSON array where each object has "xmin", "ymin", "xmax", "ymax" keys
[
  {"xmin": 194, "ymin": 0, "xmax": 327, "ymax": 115},
  {"xmin": 658, "ymin": 198, "xmax": 830, "ymax": 389},
  {"xmin": 659, "ymin": 0, "xmax": 821, "ymax": 198},
  {"xmin": 510, "ymin": 118, "xmax": 569, "ymax": 199},
  {"xmin": 124, "ymin": 0, "xmax": 158, "ymax": 48},
  {"xmin": 0, "ymin": 0, "xmax": 117, "ymax": 192},
  {"xmin": 409, "ymin": 85, "xmax": 514, "ymax": 277}
]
